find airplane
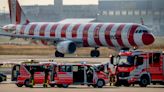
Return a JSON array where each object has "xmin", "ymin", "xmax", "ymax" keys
[{"xmin": 0, "ymin": 0, "xmax": 155, "ymax": 57}]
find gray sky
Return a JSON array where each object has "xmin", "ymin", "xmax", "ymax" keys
[{"xmin": 0, "ymin": 0, "xmax": 98, "ymax": 12}]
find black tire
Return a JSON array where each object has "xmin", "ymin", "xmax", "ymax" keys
[
  {"xmin": 62, "ymin": 84, "xmax": 69, "ymax": 88},
  {"xmin": 90, "ymin": 50, "xmax": 100, "ymax": 57},
  {"xmin": 55, "ymin": 51, "xmax": 64, "ymax": 57},
  {"xmin": 114, "ymin": 82, "xmax": 121, "ymax": 87},
  {"xmin": 0, "ymin": 77, "xmax": 2, "ymax": 82},
  {"xmin": 123, "ymin": 83, "xmax": 131, "ymax": 87},
  {"xmin": 24, "ymin": 79, "xmax": 30, "ymax": 87},
  {"xmin": 57, "ymin": 84, "xmax": 63, "ymax": 88},
  {"xmin": 16, "ymin": 83, "xmax": 23, "ymax": 87},
  {"xmin": 139, "ymin": 76, "xmax": 149, "ymax": 87},
  {"xmin": 96, "ymin": 79, "xmax": 104, "ymax": 88},
  {"xmin": 49, "ymin": 84, "xmax": 55, "ymax": 87}
]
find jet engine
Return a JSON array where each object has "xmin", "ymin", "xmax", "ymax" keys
[{"xmin": 56, "ymin": 41, "xmax": 76, "ymax": 54}]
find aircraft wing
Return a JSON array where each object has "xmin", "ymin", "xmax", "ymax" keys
[{"xmin": 0, "ymin": 32, "xmax": 83, "ymax": 44}]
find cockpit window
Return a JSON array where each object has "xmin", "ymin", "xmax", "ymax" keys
[{"xmin": 135, "ymin": 30, "xmax": 148, "ymax": 33}]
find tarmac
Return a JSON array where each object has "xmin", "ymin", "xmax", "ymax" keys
[{"xmin": 0, "ymin": 55, "xmax": 164, "ymax": 92}]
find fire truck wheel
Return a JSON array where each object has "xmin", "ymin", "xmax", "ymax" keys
[
  {"xmin": 49, "ymin": 84, "xmax": 55, "ymax": 87},
  {"xmin": 57, "ymin": 84, "xmax": 63, "ymax": 88},
  {"xmin": 62, "ymin": 84, "xmax": 69, "ymax": 88},
  {"xmin": 96, "ymin": 79, "xmax": 104, "ymax": 88},
  {"xmin": 139, "ymin": 76, "xmax": 149, "ymax": 87},
  {"xmin": 16, "ymin": 84, "xmax": 23, "ymax": 87},
  {"xmin": 114, "ymin": 82, "xmax": 121, "ymax": 87},
  {"xmin": 24, "ymin": 79, "xmax": 30, "ymax": 87},
  {"xmin": 123, "ymin": 83, "xmax": 131, "ymax": 87}
]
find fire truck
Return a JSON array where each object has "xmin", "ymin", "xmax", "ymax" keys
[
  {"xmin": 112, "ymin": 51, "xmax": 164, "ymax": 87},
  {"xmin": 12, "ymin": 62, "xmax": 109, "ymax": 88}
]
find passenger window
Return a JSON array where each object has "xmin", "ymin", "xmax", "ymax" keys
[
  {"xmin": 66, "ymin": 66, "xmax": 72, "ymax": 72},
  {"xmin": 136, "ymin": 57, "xmax": 143, "ymax": 66},
  {"xmin": 73, "ymin": 66, "xmax": 78, "ymax": 72},
  {"xmin": 59, "ymin": 66, "xmax": 66, "ymax": 72},
  {"xmin": 153, "ymin": 53, "xmax": 160, "ymax": 64}
]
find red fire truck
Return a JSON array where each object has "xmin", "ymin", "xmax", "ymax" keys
[
  {"xmin": 113, "ymin": 51, "xmax": 164, "ymax": 87},
  {"xmin": 12, "ymin": 62, "xmax": 109, "ymax": 88}
]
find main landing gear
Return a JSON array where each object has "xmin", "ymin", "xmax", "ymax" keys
[
  {"xmin": 55, "ymin": 51, "xmax": 64, "ymax": 57},
  {"xmin": 90, "ymin": 48, "xmax": 100, "ymax": 57}
]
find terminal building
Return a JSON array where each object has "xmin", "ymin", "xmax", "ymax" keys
[{"xmin": 0, "ymin": 0, "xmax": 164, "ymax": 36}]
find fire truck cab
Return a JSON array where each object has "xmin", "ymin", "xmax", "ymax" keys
[
  {"xmin": 114, "ymin": 51, "xmax": 164, "ymax": 87},
  {"xmin": 49, "ymin": 63, "xmax": 109, "ymax": 88}
]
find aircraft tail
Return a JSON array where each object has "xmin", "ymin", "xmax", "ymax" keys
[{"xmin": 8, "ymin": 0, "xmax": 30, "ymax": 24}]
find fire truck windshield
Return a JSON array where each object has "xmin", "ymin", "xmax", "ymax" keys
[{"xmin": 117, "ymin": 56, "xmax": 134, "ymax": 67}]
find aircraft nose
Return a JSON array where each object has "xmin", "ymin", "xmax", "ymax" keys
[{"xmin": 142, "ymin": 33, "xmax": 155, "ymax": 45}]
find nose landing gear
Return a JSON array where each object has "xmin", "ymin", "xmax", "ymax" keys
[{"xmin": 90, "ymin": 48, "xmax": 100, "ymax": 57}]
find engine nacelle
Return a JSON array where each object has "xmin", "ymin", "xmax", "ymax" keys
[{"xmin": 56, "ymin": 41, "xmax": 76, "ymax": 54}]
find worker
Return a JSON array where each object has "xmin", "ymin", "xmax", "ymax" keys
[
  {"xmin": 29, "ymin": 66, "xmax": 35, "ymax": 88},
  {"xmin": 43, "ymin": 65, "xmax": 49, "ymax": 88}
]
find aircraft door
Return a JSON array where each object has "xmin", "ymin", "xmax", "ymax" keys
[{"xmin": 11, "ymin": 65, "xmax": 20, "ymax": 81}]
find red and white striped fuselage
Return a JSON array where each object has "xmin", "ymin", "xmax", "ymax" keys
[{"xmin": 11, "ymin": 22, "xmax": 154, "ymax": 48}]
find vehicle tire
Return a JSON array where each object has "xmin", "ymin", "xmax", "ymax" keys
[
  {"xmin": 57, "ymin": 84, "xmax": 63, "ymax": 88},
  {"xmin": 24, "ymin": 79, "xmax": 30, "ymax": 87},
  {"xmin": 0, "ymin": 77, "xmax": 2, "ymax": 82},
  {"xmin": 55, "ymin": 51, "xmax": 64, "ymax": 57},
  {"xmin": 62, "ymin": 84, "xmax": 69, "ymax": 88},
  {"xmin": 96, "ymin": 79, "xmax": 104, "ymax": 88},
  {"xmin": 123, "ymin": 83, "xmax": 131, "ymax": 87},
  {"xmin": 139, "ymin": 76, "xmax": 149, "ymax": 87},
  {"xmin": 16, "ymin": 83, "xmax": 23, "ymax": 87},
  {"xmin": 49, "ymin": 84, "xmax": 55, "ymax": 87},
  {"xmin": 114, "ymin": 82, "xmax": 121, "ymax": 87},
  {"xmin": 90, "ymin": 50, "xmax": 100, "ymax": 57}
]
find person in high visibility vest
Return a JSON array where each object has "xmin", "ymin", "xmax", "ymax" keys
[
  {"xmin": 29, "ymin": 66, "xmax": 35, "ymax": 88},
  {"xmin": 43, "ymin": 65, "xmax": 49, "ymax": 88}
]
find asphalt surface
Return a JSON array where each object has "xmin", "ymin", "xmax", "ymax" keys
[
  {"xmin": 0, "ymin": 55, "xmax": 164, "ymax": 92},
  {"xmin": 0, "ymin": 84, "xmax": 163, "ymax": 92}
]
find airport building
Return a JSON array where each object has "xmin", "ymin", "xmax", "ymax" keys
[{"xmin": 97, "ymin": 0, "xmax": 164, "ymax": 35}]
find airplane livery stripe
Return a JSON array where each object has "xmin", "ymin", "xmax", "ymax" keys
[
  {"xmin": 105, "ymin": 24, "xmax": 114, "ymax": 47},
  {"xmin": 19, "ymin": 25, "xmax": 26, "ymax": 34},
  {"xmin": 128, "ymin": 25, "xmax": 138, "ymax": 46},
  {"xmin": 72, "ymin": 24, "xmax": 81, "ymax": 38},
  {"xmin": 39, "ymin": 24, "xmax": 48, "ymax": 36},
  {"xmin": 50, "ymin": 24, "xmax": 58, "ymax": 37},
  {"xmin": 115, "ymin": 24, "xmax": 125, "ymax": 47},
  {"xmin": 61, "ymin": 24, "xmax": 70, "ymax": 38},
  {"xmin": 94, "ymin": 24, "xmax": 103, "ymax": 46},
  {"xmin": 83, "ymin": 24, "xmax": 92, "ymax": 47},
  {"xmin": 29, "ymin": 24, "xmax": 37, "ymax": 35}
]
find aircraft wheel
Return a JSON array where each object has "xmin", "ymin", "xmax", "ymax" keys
[
  {"xmin": 90, "ymin": 50, "xmax": 100, "ymax": 57},
  {"xmin": 55, "ymin": 51, "xmax": 64, "ymax": 57}
]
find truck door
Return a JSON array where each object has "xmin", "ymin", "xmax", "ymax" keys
[
  {"xmin": 148, "ymin": 53, "xmax": 163, "ymax": 81},
  {"xmin": 73, "ymin": 65, "xmax": 84, "ymax": 83},
  {"xmin": 49, "ymin": 64, "xmax": 57, "ymax": 83},
  {"xmin": 11, "ymin": 65, "xmax": 20, "ymax": 81}
]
